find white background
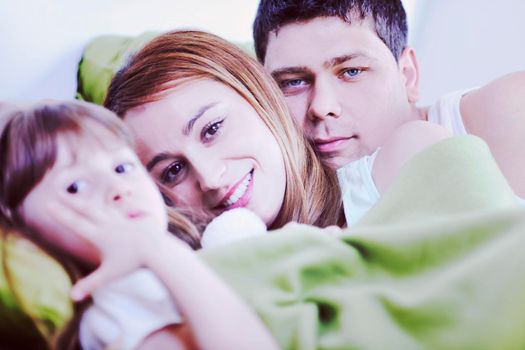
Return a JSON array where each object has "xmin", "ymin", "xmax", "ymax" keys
[{"xmin": 0, "ymin": 0, "xmax": 523, "ymax": 105}]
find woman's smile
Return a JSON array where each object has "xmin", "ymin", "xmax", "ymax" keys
[
  {"xmin": 217, "ymin": 169, "xmax": 254, "ymax": 210},
  {"xmin": 124, "ymin": 78, "xmax": 286, "ymax": 226}
]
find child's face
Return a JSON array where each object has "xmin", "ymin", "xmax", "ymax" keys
[{"xmin": 21, "ymin": 130, "xmax": 167, "ymax": 266}]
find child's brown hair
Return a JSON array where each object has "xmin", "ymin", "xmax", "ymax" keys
[{"xmin": 0, "ymin": 100, "xmax": 201, "ymax": 349}]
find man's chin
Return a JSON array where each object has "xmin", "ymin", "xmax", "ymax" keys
[{"xmin": 320, "ymin": 154, "xmax": 354, "ymax": 170}]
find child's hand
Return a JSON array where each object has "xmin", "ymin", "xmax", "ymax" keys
[{"xmin": 44, "ymin": 193, "xmax": 172, "ymax": 301}]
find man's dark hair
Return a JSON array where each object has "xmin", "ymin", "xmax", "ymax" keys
[{"xmin": 253, "ymin": 0, "xmax": 407, "ymax": 62}]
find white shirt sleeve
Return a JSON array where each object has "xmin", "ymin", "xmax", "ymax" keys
[
  {"xmin": 337, "ymin": 149, "xmax": 381, "ymax": 227},
  {"xmin": 80, "ymin": 268, "xmax": 182, "ymax": 350}
]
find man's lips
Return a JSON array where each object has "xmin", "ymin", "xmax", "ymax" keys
[{"xmin": 314, "ymin": 136, "xmax": 355, "ymax": 153}]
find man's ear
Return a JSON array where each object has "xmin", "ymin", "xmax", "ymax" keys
[{"xmin": 398, "ymin": 47, "xmax": 420, "ymax": 103}]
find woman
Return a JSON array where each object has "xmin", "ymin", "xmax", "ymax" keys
[{"xmin": 104, "ymin": 30, "xmax": 343, "ymax": 233}]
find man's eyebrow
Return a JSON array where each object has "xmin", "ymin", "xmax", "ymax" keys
[
  {"xmin": 146, "ymin": 152, "xmax": 173, "ymax": 172},
  {"xmin": 270, "ymin": 66, "xmax": 312, "ymax": 79},
  {"xmin": 325, "ymin": 52, "xmax": 372, "ymax": 68},
  {"xmin": 182, "ymin": 102, "xmax": 218, "ymax": 136},
  {"xmin": 270, "ymin": 52, "xmax": 373, "ymax": 78}
]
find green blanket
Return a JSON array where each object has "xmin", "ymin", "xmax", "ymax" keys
[
  {"xmin": 200, "ymin": 136, "xmax": 524, "ymax": 350},
  {"xmin": 2, "ymin": 136, "xmax": 523, "ymax": 349}
]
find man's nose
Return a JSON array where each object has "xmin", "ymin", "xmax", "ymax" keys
[{"xmin": 307, "ymin": 78, "xmax": 342, "ymax": 122}]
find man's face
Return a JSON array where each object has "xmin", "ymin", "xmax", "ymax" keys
[{"xmin": 264, "ymin": 16, "xmax": 419, "ymax": 168}]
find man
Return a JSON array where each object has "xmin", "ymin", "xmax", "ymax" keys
[{"xmin": 253, "ymin": 0, "xmax": 525, "ymax": 197}]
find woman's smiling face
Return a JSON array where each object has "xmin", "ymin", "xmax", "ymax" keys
[{"xmin": 124, "ymin": 79, "xmax": 287, "ymax": 226}]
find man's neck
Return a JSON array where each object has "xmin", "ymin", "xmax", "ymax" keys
[{"xmin": 414, "ymin": 105, "xmax": 429, "ymax": 121}]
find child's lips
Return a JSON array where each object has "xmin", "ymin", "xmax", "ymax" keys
[{"xmin": 127, "ymin": 210, "xmax": 146, "ymax": 219}]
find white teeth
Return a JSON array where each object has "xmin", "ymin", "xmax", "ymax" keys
[{"xmin": 224, "ymin": 172, "xmax": 252, "ymax": 207}]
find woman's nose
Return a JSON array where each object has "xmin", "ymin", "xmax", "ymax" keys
[{"xmin": 192, "ymin": 157, "xmax": 227, "ymax": 192}]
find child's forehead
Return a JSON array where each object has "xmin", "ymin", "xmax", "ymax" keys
[{"xmin": 56, "ymin": 129, "xmax": 131, "ymax": 164}]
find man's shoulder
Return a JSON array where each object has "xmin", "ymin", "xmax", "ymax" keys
[{"xmin": 460, "ymin": 71, "xmax": 525, "ymax": 133}]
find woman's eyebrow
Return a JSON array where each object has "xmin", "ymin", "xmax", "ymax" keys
[
  {"xmin": 183, "ymin": 102, "xmax": 218, "ymax": 136},
  {"xmin": 146, "ymin": 152, "xmax": 173, "ymax": 171}
]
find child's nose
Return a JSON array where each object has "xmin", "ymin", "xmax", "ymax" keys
[{"xmin": 109, "ymin": 182, "xmax": 132, "ymax": 202}]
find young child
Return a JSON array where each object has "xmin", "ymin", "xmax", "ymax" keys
[{"xmin": 0, "ymin": 100, "xmax": 277, "ymax": 350}]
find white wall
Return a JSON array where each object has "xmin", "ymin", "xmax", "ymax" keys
[
  {"xmin": 1, "ymin": 0, "xmax": 523, "ymax": 104},
  {"xmin": 408, "ymin": 0, "xmax": 525, "ymax": 105},
  {"xmin": 0, "ymin": 0, "xmax": 258, "ymax": 102}
]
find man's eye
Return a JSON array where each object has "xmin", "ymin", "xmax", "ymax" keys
[
  {"xmin": 201, "ymin": 119, "xmax": 224, "ymax": 142},
  {"xmin": 161, "ymin": 161, "xmax": 185, "ymax": 185},
  {"xmin": 280, "ymin": 78, "xmax": 308, "ymax": 89},
  {"xmin": 285, "ymin": 79, "xmax": 305, "ymax": 87},
  {"xmin": 66, "ymin": 180, "xmax": 87, "ymax": 194},
  {"xmin": 115, "ymin": 162, "xmax": 134, "ymax": 174},
  {"xmin": 278, "ymin": 78, "xmax": 310, "ymax": 95},
  {"xmin": 342, "ymin": 68, "xmax": 362, "ymax": 78}
]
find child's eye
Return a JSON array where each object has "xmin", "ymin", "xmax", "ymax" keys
[
  {"xmin": 161, "ymin": 161, "xmax": 186, "ymax": 186},
  {"xmin": 201, "ymin": 119, "xmax": 224, "ymax": 142},
  {"xmin": 66, "ymin": 180, "xmax": 87, "ymax": 194},
  {"xmin": 115, "ymin": 162, "xmax": 134, "ymax": 174}
]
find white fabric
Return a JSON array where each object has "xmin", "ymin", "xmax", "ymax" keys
[
  {"xmin": 80, "ymin": 269, "xmax": 181, "ymax": 350},
  {"xmin": 201, "ymin": 208, "xmax": 266, "ymax": 248},
  {"xmin": 80, "ymin": 208, "xmax": 267, "ymax": 350},
  {"xmin": 337, "ymin": 149, "xmax": 381, "ymax": 227},
  {"xmin": 426, "ymin": 88, "xmax": 474, "ymax": 136}
]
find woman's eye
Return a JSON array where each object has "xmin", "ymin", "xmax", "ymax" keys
[
  {"xmin": 66, "ymin": 180, "xmax": 87, "ymax": 194},
  {"xmin": 115, "ymin": 162, "xmax": 134, "ymax": 174},
  {"xmin": 201, "ymin": 119, "xmax": 224, "ymax": 142},
  {"xmin": 161, "ymin": 161, "xmax": 185, "ymax": 185}
]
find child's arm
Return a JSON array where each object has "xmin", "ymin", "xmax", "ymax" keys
[
  {"xmin": 372, "ymin": 120, "xmax": 452, "ymax": 194},
  {"xmin": 142, "ymin": 234, "xmax": 277, "ymax": 350},
  {"xmin": 49, "ymin": 202, "xmax": 278, "ymax": 350}
]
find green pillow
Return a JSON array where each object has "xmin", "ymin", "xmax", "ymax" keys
[
  {"xmin": 0, "ymin": 232, "xmax": 72, "ymax": 348},
  {"xmin": 77, "ymin": 32, "xmax": 160, "ymax": 105},
  {"xmin": 76, "ymin": 31, "xmax": 255, "ymax": 105}
]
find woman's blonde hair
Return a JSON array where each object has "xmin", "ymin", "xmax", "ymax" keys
[{"xmin": 105, "ymin": 30, "xmax": 342, "ymax": 228}]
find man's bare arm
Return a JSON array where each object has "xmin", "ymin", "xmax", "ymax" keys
[{"xmin": 461, "ymin": 71, "xmax": 525, "ymax": 197}]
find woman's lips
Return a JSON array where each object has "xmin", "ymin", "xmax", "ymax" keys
[{"xmin": 216, "ymin": 169, "xmax": 254, "ymax": 210}]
